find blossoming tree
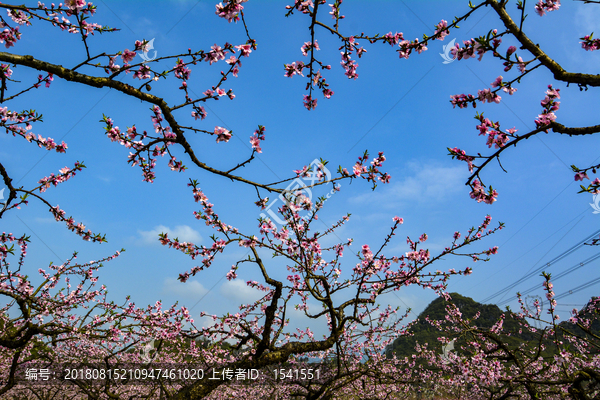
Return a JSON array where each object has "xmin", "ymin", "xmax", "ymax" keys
[{"xmin": 0, "ymin": 0, "xmax": 598, "ymax": 399}]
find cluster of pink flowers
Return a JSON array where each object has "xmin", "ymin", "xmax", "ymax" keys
[
  {"xmin": 469, "ymin": 179, "xmax": 498, "ymax": 204},
  {"xmin": 133, "ymin": 64, "xmax": 151, "ymax": 79},
  {"xmin": 0, "ymin": 24, "xmax": 21, "ymax": 48},
  {"xmin": 534, "ymin": 0, "xmax": 561, "ymax": 16},
  {"xmin": 397, "ymin": 37, "xmax": 427, "ymax": 59},
  {"xmin": 2, "ymin": 107, "xmax": 67, "ymax": 153},
  {"xmin": 434, "ymin": 20, "xmax": 450, "ymax": 40},
  {"xmin": 339, "ymin": 36, "xmax": 366, "ymax": 80},
  {"xmin": 167, "ymin": 156, "xmax": 186, "ymax": 172},
  {"xmin": 191, "ymin": 104, "xmax": 207, "ymax": 120},
  {"xmin": 0, "ymin": 232, "xmax": 28, "ymax": 262},
  {"xmin": 450, "ymin": 93, "xmax": 476, "ymax": 109},
  {"xmin": 203, "ymin": 87, "xmax": 235, "ymax": 100},
  {"xmin": 405, "ymin": 249, "xmax": 430, "ymax": 263},
  {"xmin": 490, "ymin": 75, "xmax": 518, "ymax": 95},
  {"xmin": 121, "ymin": 48, "xmax": 136, "ymax": 63},
  {"xmin": 0, "ymin": 63, "xmax": 12, "ymax": 79},
  {"xmin": 568, "ymin": 297, "xmax": 600, "ymax": 326},
  {"xmin": 285, "ymin": 0, "xmax": 314, "ymax": 15},
  {"xmin": 32, "ymin": 73, "xmax": 54, "ymax": 88},
  {"xmin": 37, "ymin": 163, "xmax": 84, "ymax": 193},
  {"xmin": 573, "ymin": 170, "xmax": 599, "ymax": 189},
  {"xmin": 64, "ymin": 0, "xmax": 88, "ymax": 12},
  {"xmin": 382, "ymin": 31, "xmax": 405, "ymax": 46},
  {"xmin": 340, "ymin": 50, "xmax": 359, "ymax": 79},
  {"xmin": 102, "ymin": 115, "xmax": 159, "ymax": 182},
  {"xmin": 105, "ymin": 55, "xmax": 120, "ymax": 74},
  {"xmin": 173, "ymin": 59, "xmax": 191, "ymax": 80},
  {"xmin": 475, "ymin": 113, "xmax": 515, "ymax": 149},
  {"xmin": 302, "ymin": 94, "xmax": 317, "ymax": 110},
  {"xmin": 134, "ymin": 39, "xmax": 151, "ymax": 52},
  {"xmin": 249, "ymin": 125, "xmax": 265, "ymax": 153},
  {"xmin": 484, "ymin": 245, "xmax": 499, "ymax": 255},
  {"xmin": 78, "ymin": 19, "xmax": 102, "ymax": 36},
  {"xmin": 225, "ymin": 267, "xmax": 238, "ymax": 280},
  {"xmin": 298, "ymin": 67, "xmax": 335, "ymax": 103},
  {"xmin": 159, "ymin": 231, "xmax": 204, "ymax": 260},
  {"xmin": 236, "ymin": 42, "xmax": 253, "ymax": 57},
  {"xmin": 33, "ymin": 1, "xmax": 101, "ymax": 35},
  {"xmin": 580, "ymin": 34, "xmax": 600, "ymax": 51},
  {"xmin": 328, "ymin": 0, "xmax": 344, "ymax": 20},
  {"xmin": 284, "ymin": 61, "xmax": 306, "ymax": 77},
  {"xmin": 450, "ymin": 38, "xmax": 486, "ymax": 61},
  {"xmin": 205, "ymin": 43, "xmax": 226, "ymax": 65},
  {"xmin": 502, "ymin": 47, "xmax": 527, "ymax": 74},
  {"xmin": 534, "ymin": 84, "xmax": 560, "ymax": 128},
  {"xmin": 343, "ymin": 151, "xmax": 390, "ymax": 187},
  {"xmin": 477, "ymin": 88, "xmax": 502, "ymax": 104},
  {"xmin": 7, "ymin": 9, "xmax": 31, "ymax": 26},
  {"xmin": 50, "ymin": 205, "xmax": 106, "ymax": 242},
  {"xmin": 215, "ymin": 0, "xmax": 248, "ymax": 23},
  {"xmin": 501, "ymin": 45, "xmax": 517, "ymax": 70},
  {"xmin": 255, "ymin": 197, "xmax": 269, "ymax": 209},
  {"xmin": 150, "ymin": 106, "xmax": 175, "ymax": 139},
  {"xmin": 214, "ymin": 126, "xmax": 232, "ymax": 143},
  {"xmin": 225, "ymin": 54, "xmax": 241, "ymax": 77},
  {"xmin": 300, "ymin": 40, "xmax": 320, "ymax": 56},
  {"xmin": 574, "ymin": 171, "xmax": 588, "ymax": 181}
]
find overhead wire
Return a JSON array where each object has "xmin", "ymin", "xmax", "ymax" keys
[
  {"xmin": 481, "ymin": 227, "xmax": 600, "ymax": 304},
  {"xmin": 554, "ymin": 276, "xmax": 600, "ymax": 301},
  {"xmin": 497, "ymin": 251, "xmax": 600, "ymax": 305},
  {"xmin": 462, "ymin": 185, "xmax": 582, "ymax": 293}
]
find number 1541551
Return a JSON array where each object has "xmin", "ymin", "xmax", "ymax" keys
[{"xmin": 273, "ymin": 368, "xmax": 319, "ymax": 381}]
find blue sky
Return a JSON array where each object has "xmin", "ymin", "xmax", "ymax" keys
[{"xmin": 2, "ymin": 0, "xmax": 600, "ymax": 337}]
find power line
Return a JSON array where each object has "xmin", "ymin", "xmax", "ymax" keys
[
  {"xmin": 494, "ymin": 220, "xmax": 595, "ymax": 304},
  {"xmin": 481, "ymin": 227, "xmax": 600, "ymax": 304},
  {"xmin": 491, "ymin": 213, "xmax": 586, "ymax": 304},
  {"xmin": 554, "ymin": 276, "xmax": 600, "ymax": 301},
  {"xmin": 463, "ymin": 187, "xmax": 583, "ymax": 294},
  {"xmin": 497, "ymin": 251, "xmax": 600, "ymax": 305}
]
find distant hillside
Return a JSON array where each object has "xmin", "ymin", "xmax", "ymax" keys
[
  {"xmin": 388, "ymin": 293, "xmax": 539, "ymax": 360},
  {"xmin": 557, "ymin": 297, "xmax": 600, "ymax": 355}
]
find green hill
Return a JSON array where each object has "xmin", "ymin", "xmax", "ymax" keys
[
  {"xmin": 557, "ymin": 297, "xmax": 600, "ymax": 355},
  {"xmin": 387, "ymin": 293, "xmax": 539, "ymax": 360}
]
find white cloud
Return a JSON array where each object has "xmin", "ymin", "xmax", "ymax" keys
[
  {"xmin": 162, "ymin": 277, "xmax": 208, "ymax": 300},
  {"xmin": 220, "ymin": 279, "xmax": 264, "ymax": 303},
  {"xmin": 350, "ymin": 162, "xmax": 465, "ymax": 207},
  {"xmin": 137, "ymin": 225, "xmax": 202, "ymax": 246}
]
